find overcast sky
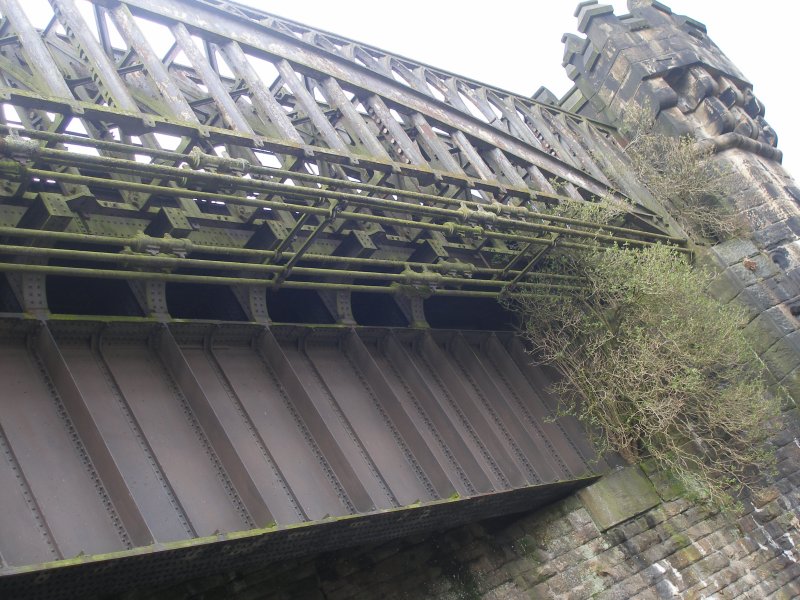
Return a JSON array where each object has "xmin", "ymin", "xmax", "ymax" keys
[{"xmin": 235, "ymin": 0, "xmax": 800, "ymax": 180}]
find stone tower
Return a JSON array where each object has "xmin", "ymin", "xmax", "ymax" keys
[{"xmin": 555, "ymin": 0, "xmax": 800, "ymax": 401}]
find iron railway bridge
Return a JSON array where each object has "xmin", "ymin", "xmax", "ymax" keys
[{"xmin": 0, "ymin": 0, "xmax": 685, "ymax": 597}]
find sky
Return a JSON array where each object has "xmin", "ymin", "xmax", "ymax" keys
[{"xmin": 232, "ymin": 0, "xmax": 800, "ymax": 179}]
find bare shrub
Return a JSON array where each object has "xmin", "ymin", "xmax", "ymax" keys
[
  {"xmin": 620, "ymin": 105, "xmax": 744, "ymax": 241},
  {"xmin": 504, "ymin": 241, "xmax": 781, "ymax": 507}
]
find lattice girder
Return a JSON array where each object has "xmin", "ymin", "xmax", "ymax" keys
[{"xmin": 0, "ymin": 0, "xmax": 685, "ymax": 316}]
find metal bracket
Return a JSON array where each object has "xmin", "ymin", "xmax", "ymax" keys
[
  {"xmin": 395, "ymin": 295, "xmax": 428, "ymax": 329},
  {"xmin": 6, "ymin": 272, "xmax": 48, "ymax": 317},
  {"xmin": 129, "ymin": 280, "xmax": 169, "ymax": 320},
  {"xmin": 319, "ymin": 289, "xmax": 356, "ymax": 326},
  {"xmin": 232, "ymin": 285, "xmax": 270, "ymax": 324}
]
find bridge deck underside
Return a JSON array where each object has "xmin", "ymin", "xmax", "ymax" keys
[{"xmin": 0, "ymin": 318, "xmax": 602, "ymax": 593}]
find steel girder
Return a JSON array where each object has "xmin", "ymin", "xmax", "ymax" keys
[{"xmin": 0, "ymin": 319, "xmax": 603, "ymax": 599}]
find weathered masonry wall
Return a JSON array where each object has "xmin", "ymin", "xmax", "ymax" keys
[{"xmin": 559, "ymin": 0, "xmax": 800, "ymax": 405}]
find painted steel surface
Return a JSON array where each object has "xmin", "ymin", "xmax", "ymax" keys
[{"xmin": 0, "ymin": 319, "xmax": 602, "ymax": 593}]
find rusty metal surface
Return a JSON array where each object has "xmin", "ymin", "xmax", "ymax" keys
[{"xmin": 0, "ymin": 318, "xmax": 602, "ymax": 590}]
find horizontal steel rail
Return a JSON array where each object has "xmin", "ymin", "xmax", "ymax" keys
[
  {"xmin": 0, "ymin": 134, "xmax": 683, "ymax": 244},
  {"xmin": 0, "ymin": 244, "xmax": 585, "ymax": 293},
  {"xmin": 0, "ymin": 226, "xmax": 584, "ymax": 281}
]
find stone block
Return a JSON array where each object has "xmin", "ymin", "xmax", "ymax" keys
[
  {"xmin": 639, "ymin": 538, "xmax": 684, "ymax": 566},
  {"xmin": 482, "ymin": 581, "xmax": 525, "ymax": 600},
  {"xmin": 666, "ymin": 506, "xmax": 712, "ymax": 534},
  {"xmin": 752, "ymin": 221, "xmax": 795, "ymax": 249},
  {"xmin": 623, "ymin": 527, "xmax": 662, "ymax": 556},
  {"xmin": 706, "ymin": 268, "xmax": 745, "ymax": 303},
  {"xmin": 661, "ymin": 498, "xmax": 692, "ymax": 518},
  {"xmin": 727, "ymin": 262, "xmax": 760, "ymax": 288},
  {"xmin": 578, "ymin": 5, "xmax": 617, "ymax": 37},
  {"xmin": 763, "ymin": 275, "xmax": 800, "ymax": 305},
  {"xmin": 751, "ymin": 252, "xmax": 782, "ymax": 279},
  {"xmin": 618, "ymin": 514, "xmax": 653, "ymax": 539},
  {"xmin": 640, "ymin": 462, "xmax": 688, "ymax": 502},
  {"xmin": 577, "ymin": 466, "xmax": 661, "ymax": 531},
  {"xmin": 566, "ymin": 507, "xmax": 594, "ymax": 531},
  {"xmin": 762, "ymin": 330, "xmax": 800, "ymax": 381},
  {"xmin": 745, "ymin": 306, "xmax": 798, "ymax": 354},
  {"xmin": 738, "ymin": 283, "xmax": 781, "ymax": 319},
  {"xmin": 695, "ymin": 529, "xmax": 738, "ymax": 556},
  {"xmin": 711, "ymin": 239, "xmax": 759, "ymax": 266},
  {"xmin": 768, "ymin": 421, "xmax": 799, "ymax": 448},
  {"xmin": 774, "ymin": 579, "xmax": 800, "ymax": 599},
  {"xmin": 594, "ymin": 571, "xmax": 649, "ymax": 600},
  {"xmin": 786, "ymin": 215, "xmax": 800, "ymax": 236},
  {"xmin": 667, "ymin": 543, "xmax": 704, "ymax": 571},
  {"xmin": 526, "ymin": 582, "xmax": 550, "ymax": 599}
]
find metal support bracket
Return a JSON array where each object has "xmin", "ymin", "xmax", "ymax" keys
[
  {"xmin": 129, "ymin": 280, "xmax": 169, "ymax": 320},
  {"xmin": 7, "ymin": 272, "xmax": 48, "ymax": 317},
  {"xmin": 233, "ymin": 284, "xmax": 270, "ymax": 324},
  {"xmin": 395, "ymin": 295, "xmax": 428, "ymax": 328},
  {"xmin": 319, "ymin": 289, "xmax": 356, "ymax": 325}
]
